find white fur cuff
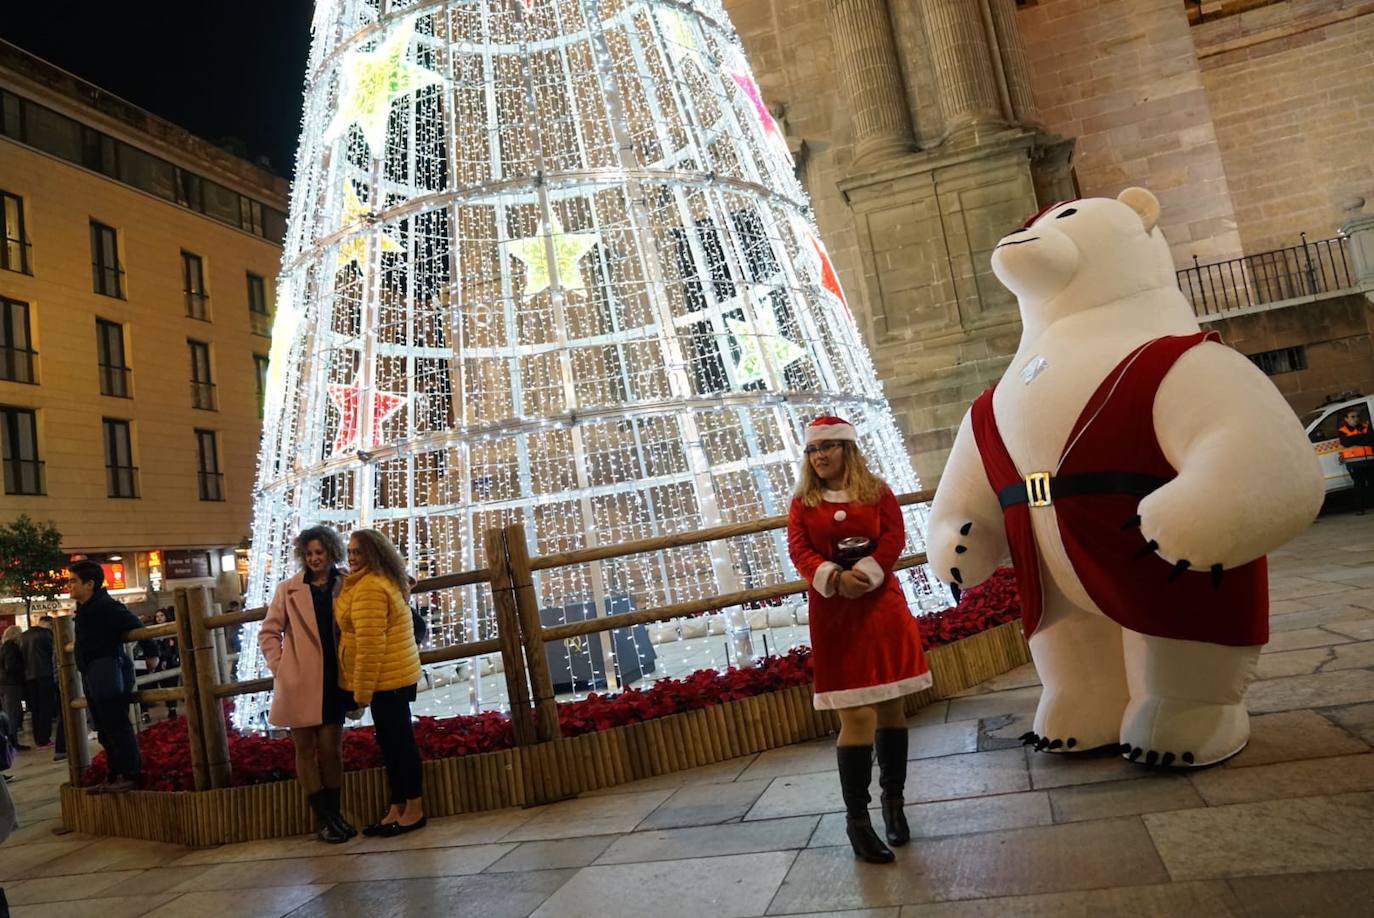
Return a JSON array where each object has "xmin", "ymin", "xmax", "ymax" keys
[
  {"xmin": 853, "ymin": 556, "xmax": 884, "ymax": 593},
  {"xmin": 813, "ymin": 562, "xmax": 840, "ymax": 598}
]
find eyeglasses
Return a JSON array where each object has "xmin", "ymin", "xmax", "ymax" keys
[{"xmin": 804, "ymin": 442, "xmax": 843, "ymax": 456}]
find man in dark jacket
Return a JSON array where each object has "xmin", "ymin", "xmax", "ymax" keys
[
  {"xmin": 19, "ymin": 617, "xmax": 55, "ymax": 747},
  {"xmin": 69, "ymin": 561, "xmax": 143, "ymax": 792}
]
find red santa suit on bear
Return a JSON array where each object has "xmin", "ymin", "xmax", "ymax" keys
[{"xmin": 787, "ymin": 416, "xmax": 930, "ymax": 711}]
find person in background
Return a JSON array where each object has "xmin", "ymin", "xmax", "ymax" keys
[
  {"xmin": 1338, "ymin": 407, "xmax": 1374, "ymax": 515},
  {"xmin": 1, "ymin": 754, "xmax": 16, "ymax": 917},
  {"xmin": 135, "ymin": 618, "xmax": 163, "ymax": 725},
  {"xmin": 337, "ymin": 529, "xmax": 424, "ymax": 836},
  {"xmin": 259, "ymin": 527, "xmax": 356, "ymax": 843},
  {"xmin": 19, "ymin": 618, "xmax": 54, "ymax": 748},
  {"xmin": 153, "ymin": 609, "xmax": 180, "ymax": 720},
  {"xmin": 787, "ymin": 416, "xmax": 931, "ymax": 865},
  {"xmin": 0, "ymin": 628, "xmax": 26, "ymax": 752},
  {"xmin": 225, "ymin": 600, "xmax": 243, "ymax": 660},
  {"xmin": 69, "ymin": 561, "xmax": 143, "ymax": 793}
]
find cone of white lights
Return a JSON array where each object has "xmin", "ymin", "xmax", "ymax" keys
[{"xmin": 236, "ymin": 0, "xmax": 945, "ymax": 729}]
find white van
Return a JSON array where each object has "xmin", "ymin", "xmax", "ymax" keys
[{"xmin": 1303, "ymin": 394, "xmax": 1374, "ymax": 493}]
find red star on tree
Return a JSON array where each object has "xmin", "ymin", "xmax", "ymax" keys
[
  {"xmin": 809, "ymin": 235, "xmax": 851, "ymax": 319},
  {"xmin": 328, "ymin": 384, "xmax": 407, "ymax": 453}
]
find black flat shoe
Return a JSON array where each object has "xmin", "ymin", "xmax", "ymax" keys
[
  {"xmin": 381, "ymin": 816, "xmax": 427, "ymax": 836},
  {"xmin": 362, "ymin": 821, "xmax": 399, "ymax": 837}
]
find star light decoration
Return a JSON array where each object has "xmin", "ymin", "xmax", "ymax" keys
[
  {"xmin": 328, "ymin": 384, "xmax": 407, "ymax": 453},
  {"xmin": 725, "ymin": 287, "xmax": 807, "ymax": 384},
  {"xmin": 503, "ymin": 218, "xmax": 600, "ymax": 298},
  {"xmin": 726, "ymin": 60, "xmax": 793, "ymax": 167},
  {"xmin": 336, "ymin": 183, "xmax": 402, "ymax": 272},
  {"xmin": 325, "ymin": 19, "xmax": 441, "ymax": 156},
  {"xmin": 805, "ymin": 229, "xmax": 852, "ymax": 321},
  {"xmin": 657, "ymin": 6, "xmax": 706, "ymax": 70}
]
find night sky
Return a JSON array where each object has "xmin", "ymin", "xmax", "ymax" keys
[{"xmin": 0, "ymin": 1, "xmax": 314, "ymax": 178}]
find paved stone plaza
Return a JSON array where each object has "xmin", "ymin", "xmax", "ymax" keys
[{"xmin": 3, "ymin": 510, "xmax": 1373, "ymax": 917}]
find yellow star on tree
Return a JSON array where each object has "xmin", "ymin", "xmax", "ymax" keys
[
  {"xmin": 503, "ymin": 217, "xmax": 600, "ymax": 298},
  {"xmin": 325, "ymin": 20, "xmax": 441, "ymax": 155},
  {"xmin": 336, "ymin": 183, "xmax": 402, "ymax": 272},
  {"xmin": 725, "ymin": 288, "xmax": 808, "ymax": 384}
]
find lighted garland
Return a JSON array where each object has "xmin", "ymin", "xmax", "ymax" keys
[{"xmin": 238, "ymin": 0, "xmax": 946, "ymax": 730}]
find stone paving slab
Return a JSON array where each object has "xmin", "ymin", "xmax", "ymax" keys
[
  {"xmin": 1047, "ymin": 774, "xmax": 1204, "ymax": 823},
  {"xmin": 1143, "ymin": 791, "xmax": 1374, "ymax": 880},
  {"xmin": 809, "ymin": 792, "xmax": 1053, "ymax": 847},
  {"xmin": 768, "ymin": 818, "xmax": 1168, "ymax": 913},
  {"xmin": 1224, "ymin": 709, "xmax": 1369, "ymax": 768},
  {"xmin": 531, "ymin": 851, "xmax": 797, "ymax": 918},
  {"xmin": 597, "ymin": 816, "xmax": 818, "ymax": 865},
  {"xmin": 279, "ymin": 872, "xmax": 571, "ymax": 918},
  {"xmin": 894, "ymin": 880, "xmax": 1244, "ymax": 917},
  {"xmin": 1225, "ymin": 868, "xmax": 1374, "ymax": 918}
]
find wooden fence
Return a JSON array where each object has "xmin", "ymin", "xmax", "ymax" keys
[{"xmin": 55, "ymin": 489, "xmax": 1031, "ymax": 841}]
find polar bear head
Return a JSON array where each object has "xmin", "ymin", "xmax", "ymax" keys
[{"xmin": 991, "ymin": 188, "xmax": 1194, "ymax": 330}]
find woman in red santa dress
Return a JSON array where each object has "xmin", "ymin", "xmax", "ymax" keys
[{"xmin": 788, "ymin": 415, "xmax": 931, "ymax": 864}]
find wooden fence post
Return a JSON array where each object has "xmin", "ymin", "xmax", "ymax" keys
[
  {"xmin": 485, "ymin": 527, "xmax": 536, "ymax": 746},
  {"xmin": 187, "ymin": 586, "xmax": 232, "ymax": 788},
  {"xmin": 173, "ymin": 588, "xmax": 210, "ymax": 791},
  {"xmin": 53, "ymin": 615, "xmax": 91, "ymax": 787},
  {"xmin": 506, "ymin": 523, "xmax": 561, "ymax": 742}
]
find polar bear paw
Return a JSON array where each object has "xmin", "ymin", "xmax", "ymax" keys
[
  {"xmin": 1119, "ymin": 696, "xmax": 1249, "ymax": 768},
  {"xmin": 1022, "ymin": 688, "xmax": 1127, "ymax": 755},
  {"xmin": 1123, "ymin": 514, "xmax": 1226, "ymax": 589},
  {"xmin": 935, "ymin": 520, "xmax": 1002, "ymax": 592}
]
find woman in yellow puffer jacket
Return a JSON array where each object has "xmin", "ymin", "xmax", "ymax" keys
[{"xmin": 338, "ymin": 528, "xmax": 424, "ymax": 836}]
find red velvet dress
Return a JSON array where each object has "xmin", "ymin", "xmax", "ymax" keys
[
  {"xmin": 788, "ymin": 486, "xmax": 931, "ymax": 710},
  {"xmin": 971, "ymin": 332, "xmax": 1268, "ymax": 646}
]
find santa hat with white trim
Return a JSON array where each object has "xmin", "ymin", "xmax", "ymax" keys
[{"xmin": 805, "ymin": 415, "xmax": 857, "ymax": 445}]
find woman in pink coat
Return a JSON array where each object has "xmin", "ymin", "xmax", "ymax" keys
[
  {"xmin": 258, "ymin": 526, "xmax": 356, "ymax": 843},
  {"xmin": 788, "ymin": 416, "xmax": 930, "ymax": 865}
]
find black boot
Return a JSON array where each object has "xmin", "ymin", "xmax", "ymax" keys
[
  {"xmin": 875, "ymin": 727, "xmax": 911, "ymax": 846},
  {"xmin": 836, "ymin": 745, "xmax": 894, "ymax": 864},
  {"xmin": 308, "ymin": 791, "xmax": 349, "ymax": 844},
  {"xmin": 325, "ymin": 786, "xmax": 357, "ymax": 839}
]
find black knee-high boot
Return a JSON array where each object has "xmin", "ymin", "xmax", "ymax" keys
[
  {"xmin": 325, "ymin": 786, "xmax": 357, "ymax": 838},
  {"xmin": 836, "ymin": 745, "xmax": 894, "ymax": 864},
  {"xmin": 874, "ymin": 727, "xmax": 911, "ymax": 846},
  {"xmin": 307, "ymin": 791, "xmax": 349, "ymax": 843}
]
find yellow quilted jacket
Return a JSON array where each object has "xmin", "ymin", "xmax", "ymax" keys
[{"xmin": 335, "ymin": 569, "xmax": 421, "ymax": 705}]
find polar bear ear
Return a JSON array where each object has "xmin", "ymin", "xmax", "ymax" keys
[{"xmin": 1118, "ymin": 187, "xmax": 1161, "ymax": 233}]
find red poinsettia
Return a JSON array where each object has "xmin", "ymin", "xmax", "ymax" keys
[{"xmin": 85, "ymin": 568, "xmax": 1020, "ymax": 791}]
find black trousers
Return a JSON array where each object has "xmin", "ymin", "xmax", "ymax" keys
[
  {"xmin": 89, "ymin": 697, "xmax": 141, "ymax": 779},
  {"xmin": 25, "ymin": 678, "xmax": 55, "ymax": 746},
  {"xmin": 371, "ymin": 686, "xmax": 422, "ymax": 805},
  {"xmin": 1349, "ymin": 460, "xmax": 1374, "ymax": 511}
]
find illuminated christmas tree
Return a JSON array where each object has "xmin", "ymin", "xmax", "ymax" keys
[{"xmin": 238, "ymin": 0, "xmax": 944, "ymax": 726}]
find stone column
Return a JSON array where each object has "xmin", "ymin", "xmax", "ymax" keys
[
  {"xmin": 828, "ymin": 0, "xmax": 917, "ymax": 166},
  {"xmin": 986, "ymin": 0, "xmax": 1039, "ymax": 126},
  {"xmin": 921, "ymin": 0, "xmax": 1007, "ymax": 136}
]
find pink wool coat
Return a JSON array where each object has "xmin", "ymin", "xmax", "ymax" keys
[{"xmin": 258, "ymin": 570, "xmax": 342, "ymax": 728}]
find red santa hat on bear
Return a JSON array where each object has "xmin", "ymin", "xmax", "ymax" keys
[{"xmin": 805, "ymin": 415, "xmax": 857, "ymax": 445}]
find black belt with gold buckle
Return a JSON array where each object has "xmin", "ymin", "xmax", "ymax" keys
[{"xmin": 997, "ymin": 471, "xmax": 1171, "ymax": 509}]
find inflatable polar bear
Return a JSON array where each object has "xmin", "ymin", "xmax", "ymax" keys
[{"xmin": 927, "ymin": 188, "xmax": 1324, "ymax": 767}]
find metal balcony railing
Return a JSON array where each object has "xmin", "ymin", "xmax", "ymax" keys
[
  {"xmin": 107, "ymin": 464, "xmax": 139, "ymax": 499},
  {"xmin": 198, "ymin": 470, "xmax": 224, "ymax": 501},
  {"xmin": 191, "ymin": 380, "xmax": 217, "ymax": 411},
  {"xmin": 248, "ymin": 309, "xmax": 272, "ymax": 337},
  {"xmin": 0, "ymin": 344, "xmax": 35, "ymax": 383},
  {"xmin": 185, "ymin": 291, "xmax": 210, "ymax": 321},
  {"xmin": 3, "ymin": 458, "xmax": 44, "ymax": 495},
  {"xmin": 99, "ymin": 363, "xmax": 131, "ymax": 398},
  {"xmin": 1177, "ymin": 234, "xmax": 1357, "ymax": 318}
]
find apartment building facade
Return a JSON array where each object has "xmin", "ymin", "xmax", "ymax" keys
[{"xmin": 0, "ymin": 41, "xmax": 288, "ymax": 622}]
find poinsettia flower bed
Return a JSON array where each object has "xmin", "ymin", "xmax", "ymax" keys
[{"xmin": 85, "ymin": 567, "xmax": 1020, "ymax": 791}]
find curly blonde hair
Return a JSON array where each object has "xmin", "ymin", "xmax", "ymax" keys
[
  {"xmin": 795, "ymin": 440, "xmax": 886, "ymax": 507},
  {"xmin": 293, "ymin": 526, "xmax": 346, "ymax": 571},
  {"xmin": 348, "ymin": 529, "xmax": 410, "ymax": 596}
]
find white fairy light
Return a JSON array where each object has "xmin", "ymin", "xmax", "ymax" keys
[{"xmin": 236, "ymin": 0, "xmax": 943, "ymax": 730}]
